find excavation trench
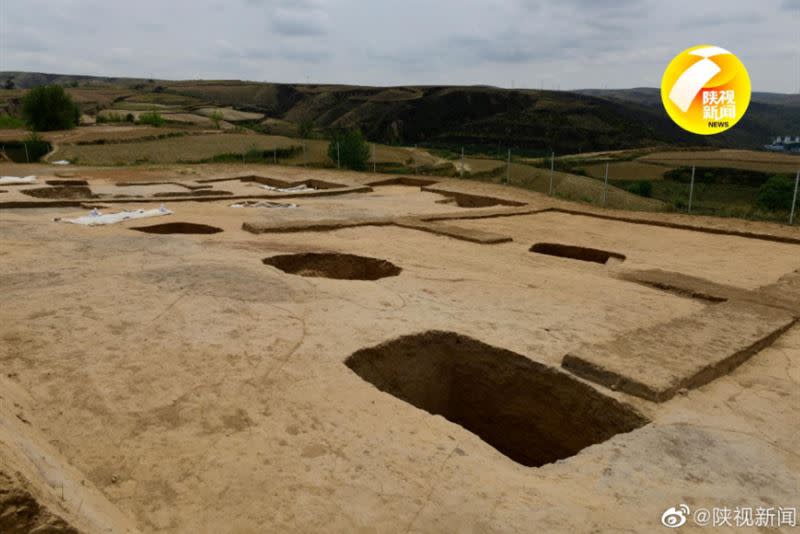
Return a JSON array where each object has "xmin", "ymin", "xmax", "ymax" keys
[
  {"xmin": 22, "ymin": 186, "xmax": 96, "ymax": 199},
  {"xmin": 131, "ymin": 222, "xmax": 223, "ymax": 234},
  {"xmin": 531, "ymin": 243, "xmax": 626, "ymax": 264},
  {"xmin": 263, "ymin": 253, "xmax": 401, "ymax": 280},
  {"xmin": 346, "ymin": 331, "xmax": 648, "ymax": 467}
]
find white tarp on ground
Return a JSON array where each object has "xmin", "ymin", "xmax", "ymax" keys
[
  {"xmin": 256, "ymin": 184, "xmax": 315, "ymax": 193},
  {"xmin": 0, "ymin": 175, "xmax": 37, "ymax": 185},
  {"xmin": 230, "ymin": 200, "xmax": 297, "ymax": 209},
  {"xmin": 52, "ymin": 160, "xmax": 71, "ymax": 165},
  {"xmin": 56, "ymin": 205, "xmax": 173, "ymax": 226}
]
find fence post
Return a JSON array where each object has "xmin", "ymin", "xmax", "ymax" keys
[
  {"xmin": 602, "ymin": 162, "xmax": 609, "ymax": 207},
  {"xmin": 414, "ymin": 145, "xmax": 417, "ymax": 175},
  {"xmin": 372, "ymin": 144, "xmax": 376, "ymax": 173},
  {"xmin": 460, "ymin": 147, "xmax": 464, "ymax": 178},
  {"xmin": 790, "ymin": 169, "xmax": 800, "ymax": 226},
  {"xmin": 273, "ymin": 146, "xmax": 277, "ymax": 164},
  {"xmin": 505, "ymin": 148, "xmax": 510, "ymax": 184},
  {"xmin": 336, "ymin": 142, "xmax": 340, "ymax": 169},
  {"xmin": 24, "ymin": 143, "xmax": 29, "ymax": 163},
  {"xmin": 548, "ymin": 150, "xmax": 555, "ymax": 196},
  {"xmin": 688, "ymin": 165, "xmax": 696, "ymax": 214},
  {"xmin": 303, "ymin": 142, "xmax": 307, "ymax": 167}
]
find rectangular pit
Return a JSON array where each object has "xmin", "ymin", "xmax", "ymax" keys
[{"xmin": 346, "ymin": 331, "xmax": 648, "ymax": 467}]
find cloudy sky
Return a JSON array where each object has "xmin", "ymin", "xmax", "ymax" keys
[{"xmin": 1, "ymin": 0, "xmax": 798, "ymax": 92}]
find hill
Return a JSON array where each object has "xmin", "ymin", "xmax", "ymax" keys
[{"xmin": 1, "ymin": 72, "xmax": 798, "ymax": 153}]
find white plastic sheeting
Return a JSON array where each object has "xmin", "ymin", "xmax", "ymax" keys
[
  {"xmin": 256, "ymin": 184, "xmax": 315, "ymax": 193},
  {"xmin": 52, "ymin": 160, "xmax": 71, "ymax": 165},
  {"xmin": 0, "ymin": 175, "xmax": 37, "ymax": 185},
  {"xmin": 56, "ymin": 205, "xmax": 173, "ymax": 226},
  {"xmin": 230, "ymin": 200, "xmax": 297, "ymax": 209}
]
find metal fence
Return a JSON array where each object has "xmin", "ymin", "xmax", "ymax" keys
[{"xmin": 400, "ymin": 147, "xmax": 800, "ymax": 226}]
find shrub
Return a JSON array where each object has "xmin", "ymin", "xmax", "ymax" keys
[
  {"xmin": 209, "ymin": 110, "xmax": 224, "ymax": 129},
  {"xmin": 0, "ymin": 114, "xmax": 25, "ymax": 128},
  {"xmin": 125, "ymin": 113, "xmax": 135, "ymax": 123},
  {"xmin": 756, "ymin": 175, "xmax": 795, "ymax": 211},
  {"xmin": 21, "ymin": 85, "xmax": 80, "ymax": 131},
  {"xmin": 626, "ymin": 180, "xmax": 652, "ymax": 197},
  {"xmin": 98, "ymin": 112, "xmax": 124, "ymax": 123},
  {"xmin": 139, "ymin": 111, "xmax": 165, "ymax": 127},
  {"xmin": 328, "ymin": 129, "xmax": 370, "ymax": 170}
]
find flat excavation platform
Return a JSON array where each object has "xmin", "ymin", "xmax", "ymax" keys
[{"xmin": 1, "ymin": 161, "xmax": 798, "ymax": 534}]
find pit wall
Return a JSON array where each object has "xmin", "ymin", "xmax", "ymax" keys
[{"xmin": 0, "ymin": 375, "xmax": 140, "ymax": 534}]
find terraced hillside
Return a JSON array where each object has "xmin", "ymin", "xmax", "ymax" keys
[{"xmin": 3, "ymin": 72, "xmax": 798, "ymax": 153}]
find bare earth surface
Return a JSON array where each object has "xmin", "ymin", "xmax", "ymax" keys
[{"xmin": 1, "ymin": 161, "xmax": 798, "ymax": 533}]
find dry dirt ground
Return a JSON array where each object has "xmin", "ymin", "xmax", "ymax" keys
[{"xmin": 0, "ymin": 161, "xmax": 799, "ymax": 533}]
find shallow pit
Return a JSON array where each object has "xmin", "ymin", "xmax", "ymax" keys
[
  {"xmin": 367, "ymin": 177, "xmax": 438, "ymax": 187},
  {"xmin": 152, "ymin": 189, "xmax": 233, "ymax": 197},
  {"xmin": 263, "ymin": 252, "xmax": 401, "ymax": 280},
  {"xmin": 531, "ymin": 242, "xmax": 626, "ymax": 264},
  {"xmin": 21, "ymin": 185, "xmax": 96, "ymax": 199},
  {"xmin": 346, "ymin": 331, "xmax": 647, "ymax": 467},
  {"xmin": 426, "ymin": 190, "xmax": 526, "ymax": 208},
  {"xmin": 45, "ymin": 179, "xmax": 89, "ymax": 186},
  {"xmin": 131, "ymin": 222, "xmax": 223, "ymax": 234}
]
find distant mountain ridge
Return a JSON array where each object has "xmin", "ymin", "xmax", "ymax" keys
[{"xmin": 2, "ymin": 71, "xmax": 798, "ymax": 153}]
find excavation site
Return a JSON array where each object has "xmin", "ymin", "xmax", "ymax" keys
[
  {"xmin": 3, "ymin": 3, "xmax": 799, "ymax": 529},
  {"xmin": 1, "ymin": 158, "xmax": 799, "ymax": 534}
]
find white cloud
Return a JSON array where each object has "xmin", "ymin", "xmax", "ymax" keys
[{"xmin": 0, "ymin": 0, "xmax": 795, "ymax": 92}]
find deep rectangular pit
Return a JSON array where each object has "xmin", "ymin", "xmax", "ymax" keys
[{"xmin": 346, "ymin": 331, "xmax": 648, "ymax": 467}]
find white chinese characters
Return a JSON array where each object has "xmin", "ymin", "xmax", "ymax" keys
[{"xmin": 702, "ymin": 89, "xmax": 736, "ymax": 121}]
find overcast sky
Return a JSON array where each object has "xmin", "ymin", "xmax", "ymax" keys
[{"xmin": 1, "ymin": 0, "xmax": 798, "ymax": 92}]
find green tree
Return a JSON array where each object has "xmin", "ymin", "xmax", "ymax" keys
[
  {"xmin": 756, "ymin": 175, "xmax": 795, "ymax": 211},
  {"xmin": 298, "ymin": 118, "xmax": 314, "ymax": 138},
  {"xmin": 328, "ymin": 129, "xmax": 370, "ymax": 170},
  {"xmin": 21, "ymin": 85, "xmax": 80, "ymax": 131}
]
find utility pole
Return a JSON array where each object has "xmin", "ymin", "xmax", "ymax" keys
[
  {"xmin": 24, "ymin": 143, "xmax": 29, "ymax": 163},
  {"xmin": 548, "ymin": 150, "xmax": 555, "ymax": 196},
  {"xmin": 790, "ymin": 169, "xmax": 800, "ymax": 225},
  {"xmin": 602, "ymin": 162, "xmax": 609, "ymax": 207},
  {"xmin": 688, "ymin": 165, "xmax": 696, "ymax": 214}
]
